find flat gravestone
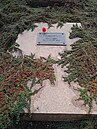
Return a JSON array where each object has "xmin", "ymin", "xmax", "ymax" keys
[{"xmin": 16, "ymin": 23, "xmax": 97, "ymax": 118}]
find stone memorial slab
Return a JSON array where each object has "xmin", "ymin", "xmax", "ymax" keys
[{"xmin": 16, "ymin": 23, "xmax": 97, "ymax": 116}]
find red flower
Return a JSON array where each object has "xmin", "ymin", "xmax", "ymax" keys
[{"xmin": 42, "ymin": 27, "xmax": 46, "ymax": 33}]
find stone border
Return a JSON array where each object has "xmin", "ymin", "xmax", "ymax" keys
[{"xmin": 21, "ymin": 113, "xmax": 97, "ymax": 121}]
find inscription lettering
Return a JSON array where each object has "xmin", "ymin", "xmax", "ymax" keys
[{"xmin": 37, "ymin": 33, "xmax": 65, "ymax": 45}]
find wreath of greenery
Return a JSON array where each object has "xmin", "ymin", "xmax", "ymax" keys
[{"xmin": 0, "ymin": 0, "xmax": 97, "ymax": 128}]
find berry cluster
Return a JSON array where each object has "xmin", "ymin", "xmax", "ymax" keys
[{"xmin": 0, "ymin": 50, "xmax": 55, "ymax": 128}]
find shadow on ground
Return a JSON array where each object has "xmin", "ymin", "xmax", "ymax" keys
[{"xmin": 9, "ymin": 117, "xmax": 97, "ymax": 129}]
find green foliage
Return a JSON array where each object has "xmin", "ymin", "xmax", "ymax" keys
[
  {"xmin": 0, "ymin": 0, "xmax": 97, "ymax": 128},
  {"xmin": 0, "ymin": 49, "xmax": 55, "ymax": 129},
  {"xmin": 57, "ymin": 0, "xmax": 97, "ymax": 112},
  {"xmin": 0, "ymin": 0, "xmax": 91, "ymax": 49},
  {"xmin": 58, "ymin": 40, "xmax": 97, "ymax": 112}
]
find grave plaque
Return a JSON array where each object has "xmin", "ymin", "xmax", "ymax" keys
[{"xmin": 37, "ymin": 33, "xmax": 65, "ymax": 45}]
